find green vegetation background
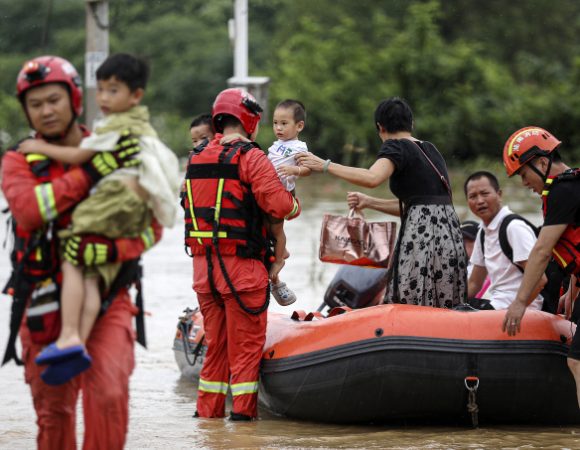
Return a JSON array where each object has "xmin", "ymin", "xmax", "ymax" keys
[{"xmin": 1, "ymin": 0, "xmax": 579, "ymax": 173}]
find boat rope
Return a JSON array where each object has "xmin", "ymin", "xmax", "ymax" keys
[{"xmin": 464, "ymin": 376, "xmax": 480, "ymax": 428}]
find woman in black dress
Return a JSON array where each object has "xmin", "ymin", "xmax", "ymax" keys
[{"xmin": 297, "ymin": 97, "xmax": 467, "ymax": 307}]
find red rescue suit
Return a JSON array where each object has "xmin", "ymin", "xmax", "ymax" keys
[
  {"xmin": 542, "ymin": 170, "xmax": 580, "ymax": 276},
  {"xmin": 184, "ymin": 135, "xmax": 300, "ymax": 418},
  {"xmin": 1, "ymin": 134, "xmax": 162, "ymax": 450}
]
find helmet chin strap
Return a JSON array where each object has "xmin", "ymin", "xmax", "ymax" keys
[
  {"xmin": 528, "ymin": 155, "xmax": 553, "ymax": 185},
  {"xmin": 41, "ymin": 114, "xmax": 77, "ymax": 142}
]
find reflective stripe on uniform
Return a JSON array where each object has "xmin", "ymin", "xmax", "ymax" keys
[
  {"xmin": 199, "ymin": 378, "xmax": 228, "ymax": 395},
  {"xmin": 189, "ymin": 230, "xmax": 228, "ymax": 238},
  {"xmin": 552, "ymin": 248, "xmax": 568, "ymax": 268},
  {"xmin": 27, "ymin": 301, "xmax": 59, "ymax": 316},
  {"xmin": 214, "ymin": 178, "xmax": 225, "ymax": 223},
  {"xmin": 34, "ymin": 183, "xmax": 57, "ymax": 222},
  {"xmin": 140, "ymin": 226, "xmax": 155, "ymax": 250},
  {"xmin": 185, "ymin": 179, "xmax": 203, "ymax": 245},
  {"xmin": 25, "ymin": 153, "xmax": 49, "ymax": 163},
  {"xmin": 230, "ymin": 381, "xmax": 258, "ymax": 396},
  {"xmin": 542, "ymin": 178, "xmax": 554, "ymax": 197},
  {"xmin": 284, "ymin": 197, "xmax": 299, "ymax": 220}
]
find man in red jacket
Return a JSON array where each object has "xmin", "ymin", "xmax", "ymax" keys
[
  {"xmin": 183, "ymin": 88, "xmax": 300, "ymax": 420},
  {"xmin": 1, "ymin": 55, "xmax": 162, "ymax": 449}
]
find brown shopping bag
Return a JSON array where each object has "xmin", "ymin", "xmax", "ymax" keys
[{"xmin": 319, "ymin": 209, "xmax": 397, "ymax": 268}]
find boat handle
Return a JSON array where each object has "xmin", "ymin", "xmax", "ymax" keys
[
  {"xmin": 464, "ymin": 376, "xmax": 480, "ymax": 428},
  {"xmin": 464, "ymin": 376, "xmax": 479, "ymax": 391}
]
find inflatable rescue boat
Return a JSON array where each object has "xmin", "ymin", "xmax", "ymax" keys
[{"xmin": 173, "ymin": 267, "xmax": 580, "ymax": 425}]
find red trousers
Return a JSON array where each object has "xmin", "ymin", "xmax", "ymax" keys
[
  {"xmin": 21, "ymin": 292, "xmax": 137, "ymax": 450},
  {"xmin": 196, "ymin": 289, "xmax": 267, "ymax": 418}
]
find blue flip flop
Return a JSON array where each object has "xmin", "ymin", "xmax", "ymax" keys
[
  {"xmin": 35, "ymin": 343, "xmax": 85, "ymax": 365},
  {"xmin": 40, "ymin": 351, "xmax": 92, "ymax": 386}
]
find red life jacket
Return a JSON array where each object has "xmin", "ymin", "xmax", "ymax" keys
[
  {"xmin": 542, "ymin": 169, "xmax": 580, "ymax": 275},
  {"xmin": 183, "ymin": 139, "xmax": 268, "ymax": 260}
]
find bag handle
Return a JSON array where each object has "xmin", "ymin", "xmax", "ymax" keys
[
  {"xmin": 409, "ymin": 140, "xmax": 452, "ymax": 199},
  {"xmin": 347, "ymin": 208, "xmax": 364, "ymax": 219}
]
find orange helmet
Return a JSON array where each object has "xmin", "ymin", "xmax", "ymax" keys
[
  {"xmin": 503, "ymin": 126, "xmax": 561, "ymax": 177},
  {"xmin": 16, "ymin": 55, "xmax": 83, "ymax": 117},
  {"xmin": 212, "ymin": 88, "xmax": 262, "ymax": 135}
]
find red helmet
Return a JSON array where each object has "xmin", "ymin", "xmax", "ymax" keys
[
  {"xmin": 212, "ymin": 88, "xmax": 262, "ymax": 135},
  {"xmin": 16, "ymin": 55, "xmax": 83, "ymax": 117},
  {"xmin": 503, "ymin": 126, "xmax": 561, "ymax": 176}
]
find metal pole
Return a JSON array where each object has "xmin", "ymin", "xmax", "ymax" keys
[
  {"xmin": 41, "ymin": 0, "xmax": 54, "ymax": 51},
  {"xmin": 233, "ymin": 0, "xmax": 248, "ymax": 78},
  {"xmin": 228, "ymin": 0, "xmax": 270, "ymax": 122},
  {"xmin": 85, "ymin": 0, "xmax": 109, "ymax": 127}
]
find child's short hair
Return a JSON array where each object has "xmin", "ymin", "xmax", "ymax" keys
[
  {"xmin": 96, "ymin": 53, "xmax": 149, "ymax": 91},
  {"xmin": 190, "ymin": 113, "xmax": 212, "ymax": 130},
  {"xmin": 374, "ymin": 97, "xmax": 413, "ymax": 133},
  {"xmin": 275, "ymin": 99, "xmax": 306, "ymax": 123}
]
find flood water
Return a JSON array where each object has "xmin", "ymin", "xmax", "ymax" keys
[{"xmin": 1, "ymin": 176, "xmax": 579, "ymax": 449}]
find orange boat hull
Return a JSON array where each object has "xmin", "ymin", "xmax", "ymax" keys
[{"xmin": 175, "ymin": 304, "xmax": 580, "ymax": 424}]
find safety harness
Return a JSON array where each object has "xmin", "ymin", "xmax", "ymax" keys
[
  {"xmin": 2, "ymin": 150, "xmax": 147, "ymax": 366},
  {"xmin": 542, "ymin": 169, "xmax": 580, "ymax": 276},
  {"xmin": 183, "ymin": 139, "xmax": 271, "ymax": 315},
  {"xmin": 2, "ymin": 152, "xmax": 63, "ymax": 365}
]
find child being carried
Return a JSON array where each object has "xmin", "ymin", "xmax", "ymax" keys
[{"xmin": 18, "ymin": 53, "xmax": 180, "ymax": 384}]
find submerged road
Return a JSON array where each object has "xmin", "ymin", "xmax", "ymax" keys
[{"xmin": 0, "ymin": 180, "xmax": 578, "ymax": 448}]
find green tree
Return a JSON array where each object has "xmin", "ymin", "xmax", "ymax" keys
[
  {"xmin": 0, "ymin": 90, "xmax": 28, "ymax": 150},
  {"xmin": 1, "ymin": 0, "xmax": 579, "ymax": 163}
]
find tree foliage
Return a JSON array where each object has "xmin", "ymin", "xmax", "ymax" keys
[{"xmin": 0, "ymin": 0, "xmax": 579, "ymax": 163}]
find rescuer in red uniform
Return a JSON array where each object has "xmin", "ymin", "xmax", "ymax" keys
[
  {"xmin": 183, "ymin": 88, "xmax": 300, "ymax": 420},
  {"xmin": 1, "ymin": 55, "xmax": 163, "ymax": 449},
  {"xmin": 502, "ymin": 126, "xmax": 580, "ymax": 407}
]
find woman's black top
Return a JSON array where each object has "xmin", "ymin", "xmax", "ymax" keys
[{"xmin": 377, "ymin": 139, "xmax": 450, "ymax": 203}]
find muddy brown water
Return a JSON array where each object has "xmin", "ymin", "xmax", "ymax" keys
[{"xmin": 1, "ymin": 177, "xmax": 579, "ymax": 449}]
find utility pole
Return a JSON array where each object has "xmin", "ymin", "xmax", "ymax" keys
[
  {"xmin": 233, "ymin": 0, "xmax": 248, "ymax": 79},
  {"xmin": 85, "ymin": 0, "xmax": 109, "ymax": 127},
  {"xmin": 228, "ymin": 0, "xmax": 270, "ymax": 121}
]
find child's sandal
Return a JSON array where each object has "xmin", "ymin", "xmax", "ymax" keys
[{"xmin": 270, "ymin": 281, "xmax": 297, "ymax": 306}]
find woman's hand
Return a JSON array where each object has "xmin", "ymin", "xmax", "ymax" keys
[
  {"xmin": 295, "ymin": 152, "xmax": 326, "ymax": 172},
  {"xmin": 347, "ymin": 191, "xmax": 371, "ymax": 210}
]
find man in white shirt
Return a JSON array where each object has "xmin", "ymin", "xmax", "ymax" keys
[{"xmin": 464, "ymin": 171, "xmax": 545, "ymax": 310}]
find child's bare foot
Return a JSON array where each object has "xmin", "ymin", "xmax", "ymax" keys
[
  {"xmin": 55, "ymin": 335, "xmax": 84, "ymax": 350},
  {"xmin": 269, "ymin": 260, "xmax": 285, "ymax": 284}
]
